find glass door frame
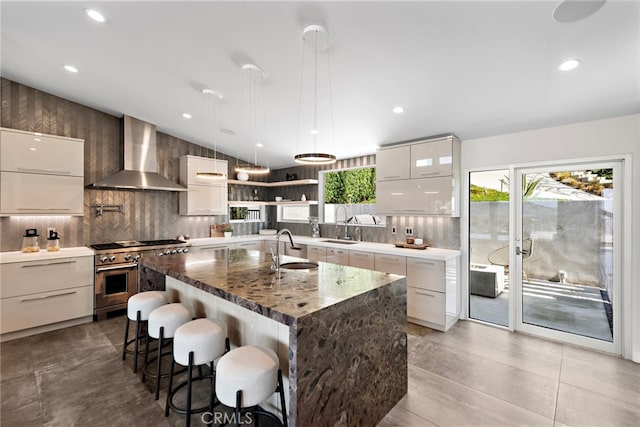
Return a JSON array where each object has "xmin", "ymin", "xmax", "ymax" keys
[{"xmin": 512, "ymin": 159, "xmax": 624, "ymax": 354}]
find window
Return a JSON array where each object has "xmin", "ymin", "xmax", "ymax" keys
[{"xmin": 320, "ymin": 166, "xmax": 385, "ymax": 226}]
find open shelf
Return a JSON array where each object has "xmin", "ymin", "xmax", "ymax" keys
[
  {"xmin": 228, "ymin": 200, "xmax": 317, "ymax": 207},
  {"xmin": 228, "ymin": 178, "xmax": 318, "ymax": 187}
]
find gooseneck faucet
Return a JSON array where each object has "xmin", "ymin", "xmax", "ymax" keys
[
  {"xmin": 335, "ymin": 205, "xmax": 350, "ymax": 240},
  {"xmin": 272, "ymin": 228, "xmax": 300, "ymax": 271}
]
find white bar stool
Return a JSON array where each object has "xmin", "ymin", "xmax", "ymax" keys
[
  {"xmin": 215, "ymin": 345, "xmax": 288, "ymax": 427},
  {"xmin": 165, "ymin": 318, "xmax": 229, "ymax": 427},
  {"xmin": 122, "ymin": 291, "xmax": 167, "ymax": 373},
  {"xmin": 142, "ymin": 302, "xmax": 191, "ymax": 400}
]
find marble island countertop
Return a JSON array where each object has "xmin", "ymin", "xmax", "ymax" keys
[{"xmin": 140, "ymin": 249, "xmax": 405, "ymax": 326}]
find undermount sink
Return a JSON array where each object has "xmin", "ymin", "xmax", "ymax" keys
[
  {"xmin": 321, "ymin": 239, "xmax": 359, "ymax": 245},
  {"xmin": 279, "ymin": 262, "xmax": 319, "ymax": 270}
]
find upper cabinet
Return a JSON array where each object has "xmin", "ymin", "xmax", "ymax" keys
[
  {"xmin": 376, "ymin": 135, "xmax": 460, "ymax": 217},
  {"xmin": 0, "ymin": 128, "xmax": 84, "ymax": 216},
  {"xmin": 179, "ymin": 155, "xmax": 228, "ymax": 216}
]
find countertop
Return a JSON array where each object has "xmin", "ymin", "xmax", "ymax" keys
[
  {"xmin": 187, "ymin": 234, "xmax": 461, "ymax": 261},
  {"xmin": 140, "ymin": 249, "xmax": 405, "ymax": 325},
  {"xmin": 0, "ymin": 247, "xmax": 95, "ymax": 264}
]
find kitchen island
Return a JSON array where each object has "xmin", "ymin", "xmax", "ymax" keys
[{"xmin": 140, "ymin": 248, "xmax": 407, "ymax": 426}]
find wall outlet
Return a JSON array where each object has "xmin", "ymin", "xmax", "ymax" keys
[
  {"xmin": 405, "ymin": 227, "xmax": 413, "ymax": 236},
  {"xmin": 391, "ymin": 226, "xmax": 397, "ymax": 235}
]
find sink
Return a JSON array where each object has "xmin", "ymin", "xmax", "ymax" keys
[
  {"xmin": 321, "ymin": 239, "xmax": 359, "ymax": 245},
  {"xmin": 279, "ymin": 262, "xmax": 319, "ymax": 270}
]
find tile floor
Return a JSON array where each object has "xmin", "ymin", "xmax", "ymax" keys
[{"xmin": 1, "ymin": 316, "xmax": 639, "ymax": 426}]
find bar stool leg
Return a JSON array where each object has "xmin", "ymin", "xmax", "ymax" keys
[
  {"xmin": 154, "ymin": 327, "xmax": 165, "ymax": 400},
  {"xmin": 277, "ymin": 369, "xmax": 288, "ymax": 427},
  {"xmin": 122, "ymin": 315, "xmax": 130, "ymax": 361},
  {"xmin": 235, "ymin": 390, "xmax": 242, "ymax": 427},
  {"xmin": 186, "ymin": 351, "xmax": 194, "ymax": 427},
  {"xmin": 133, "ymin": 311, "xmax": 142, "ymax": 373},
  {"xmin": 165, "ymin": 357, "xmax": 175, "ymax": 417},
  {"xmin": 209, "ymin": 361, "xmax": 215, "ymax": 413},
  {"xmin": 141, "ymin": 325, "xmax": 151, "ymax": 383}
]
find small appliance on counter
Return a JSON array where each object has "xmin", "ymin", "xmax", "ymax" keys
[
  {"xmin": 21, "ymin": 229, "xmax": 40, "ymax": 253},
  {"xmin": 46, "ymin": 230, "xmax": 61, "ymax": 251}
]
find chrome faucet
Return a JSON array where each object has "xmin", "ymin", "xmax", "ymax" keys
[
  {"xmin": 335, "ymin": 205, "xmax": 350, "ymax": 240},
  {"xmin": 272, "ymin": 228, "xmax": 300, "ymax": 271},
  {"xmin": 354, "ymin": 226, "xmax": 362, "ymax": 242}
]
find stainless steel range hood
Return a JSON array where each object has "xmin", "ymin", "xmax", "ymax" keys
[{"xmin": 90, "ymin": 115, "xmax": 187, "ymax": 191}]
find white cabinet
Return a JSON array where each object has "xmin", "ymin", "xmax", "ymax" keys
[
  {"xmin": 0, "ymin": 255, "xmax": 94, "ymax": 336},
  {"xmin": 179, "ymin": 155, "xmax": 228, "ymax": 216},
  {"xmin": 190, "ymin": 243, "xmax": 236, "ymax": 253},
  {"xmin": 406, "ymin": 256, "xmax": 459, "ymax": 331},
  {"xmin": 326, "ymin": 247, "xmax": 349, "ymax": 266},
  {"xmin": 236, "ymin": 240, "xmax": 263, "ymax": 251},
  {"xmin": 307, "ymin": 245, "xmax": 326, "ymax": 262},
  {"xmin": 376, "ymin": 145, "xmax": 410, "ymax": 181},
  {"xmin": 0, "ymin": 128, "xmax": 84, "ymax": 216},
  {"xmin": 374, "ymin": 253, "xmax": 407, "ymax": 275},
  {"xmin": 348, "ymin": 250, "xmax": 375, "ymax": 270},
  {"xmin": 376, "ymin": 135, "xmax": 460, "ymax": 217}
]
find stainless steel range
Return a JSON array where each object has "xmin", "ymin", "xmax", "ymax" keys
[{"xmin": 90, "ymin": 239, "xmax": 190, "ymax": 319}]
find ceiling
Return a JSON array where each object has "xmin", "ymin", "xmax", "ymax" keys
[{"xmin": 2, "ymin": 1, "xmax": 639, "ymax": 169}]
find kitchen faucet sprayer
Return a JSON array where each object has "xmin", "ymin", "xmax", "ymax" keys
[{"xmin": 273, "ymin": 228, "xmax": 300, "ymax": 271}]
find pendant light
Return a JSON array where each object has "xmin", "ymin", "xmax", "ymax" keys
[
  {"xmin": 197, "ymin": 88, "xmax": 226, "ymax": 179},
  {"xmin": 235, "ymin": 63, "xmax": 270, "ymax": 175},
  {"xmin": 294, "ymin": 25, "xmax": 336, "ymax": 165}
]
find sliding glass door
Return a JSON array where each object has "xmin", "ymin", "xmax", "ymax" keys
[{"xmin": 514, "ymin": 161, "xmax": 621, "ymax": 352}]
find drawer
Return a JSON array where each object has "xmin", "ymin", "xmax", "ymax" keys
[
  {"xmin": 407, "ymin": 286, "xmax": 445, "ymax": 325},
  {"xmin": 191, "ymin": 244, "xmax": 235, "ymax": 253},
  {"xmin": 374, "ymin": 253, "xmax": 406, "ymax": 275},
  {"xmin": 1, "ymin": 285, "xmax": 94, "ymax": 334},
  {"xmin": 235, "ymin": 240, "xmax": 262, "ymax": 251},
  {"xmin": 406, "ymin": 257, "xmax": 445, "ymax": 292},
  {"xmin": 326, "ymin": 248, "xmax": 349, "ymax": 266},
  {"xmin": 348, "ymin": 250, "xmax": 374, "ymax": 270},
  {"xmin": 306, "ymin": 245, "xmax": 326, "ymax": 262},
  {"xmin": 1, "ymin": 256, "xmax": 93, "ymax": 298}
]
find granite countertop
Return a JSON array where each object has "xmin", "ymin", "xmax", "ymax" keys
[
  {"xmin": 188, "ymin": 234, "xmax": 461, "ymax": 261},
  {"xmin": 0, "ymin": 247, "xmax": 95, "ymax": 264},
  {"xmin": 141, "ymin": 249, "xmax": 405, "ymax": 325}
]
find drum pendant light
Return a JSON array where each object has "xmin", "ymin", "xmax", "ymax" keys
[
  {"xmin": 235, "ymin": 64, "xmax": 270, "ymax": 175},
  {"xmin": 294, "ymin": 25, "xmax": 336, "ymax": 165},
  {"xmin": 197, "ymin": 89, "xmax": 226, "ymax": 179}
]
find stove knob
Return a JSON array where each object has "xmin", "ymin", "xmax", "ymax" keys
[
  {"xmin": 164, "ymin": 249, "xmax": 171, "ymax": 255},
  {"xmin": 183, "ymin": 248, "xmax": 189, "ymax": 253},
  {"xmin": 156, "ymin": 252, "xmax": 163, "ymax": 257},
  {"xmin": 124, "ymin": 254, "xmax": 132, "ymax": 261},
  {"xmin": 134, "ymin": 255, "xmax": 141, "ymax": 261},
  {"xmin": 108, "ymin": 255, "xmax": 116, "ymax": 262},
  {"xmin": 171, "ymin": 249, "xmax": 177, "ymax": 254},
  {"xmin": 100, "ymin": 256, "xmax": 109, "ymax": 263}
]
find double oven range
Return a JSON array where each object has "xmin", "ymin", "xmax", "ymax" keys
[{"xmin": 90, "ymin": 239, "xmax": 190, "ymax": 319}]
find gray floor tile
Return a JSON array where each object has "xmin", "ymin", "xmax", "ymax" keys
[
  {"xmin": 1, "ymin": 373, "xmax": 39, "ymax": 412},
  {"xmin": 409, "ymin": 338, "xmax": 559, "ymax": 419},
  {"xmin": 0, "ymin": 400, "xmax": 42, "ymax": 426},
  {"xmin": 377, "ymin": 399, "xmax": 437, "ymax": 426},
  {"xmin": 555, "ymin": 383, "xmax": 640, "ymax": 427}
]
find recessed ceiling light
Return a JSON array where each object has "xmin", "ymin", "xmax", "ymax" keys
[
  {"xmin": 64, "ymin": 65, "xmax": 78, "ymax": 73},
  {"xmin": 392, "ymin": 106, "xmax": 405, "ymax": 114},
  {"xmin": 182, "ymin": 113, "xmax": 192, "ymax": 119},
  {"xmin": 255, "ymin": 143, "xmax": 264, "ymax": 148},
  {"xmin": 85, "ymin": 9, "xmax": 106, "ymax": 23},
  {"xmin": 559, "ymin": 59, "xmax": 581, "ymax": 71},
  {"xmin": 220, "ymin": 128, "xmax": 236, "ymax": 135}
]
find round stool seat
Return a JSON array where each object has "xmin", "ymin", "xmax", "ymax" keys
[
  {"xmin": 173, "ymin": 319, "xmax": 227, "ymax": 366},
  {"xmin": 216, "ymin": 345, "xmax": 279, "ymax": 408},
  {"xmin": 127, "ymin": 291, "xmax": 166, "ymax": 321},
  {"xmin": 148, "ymin": 303, "xmax": 190, "ymax": 339}
]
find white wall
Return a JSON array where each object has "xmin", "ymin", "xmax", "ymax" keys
[{"xmin": 461, "ymin": 114, "xmax": 640, "ymax": 362}]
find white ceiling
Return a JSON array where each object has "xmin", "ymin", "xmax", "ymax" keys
[{"xmin": 2, "ymin": 1, "xmax": 639, "ymax": 169}]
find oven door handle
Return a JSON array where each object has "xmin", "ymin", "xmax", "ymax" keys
[{"xmin": 96, "ymin": 263, "xmax": 139, "ymax": 273}]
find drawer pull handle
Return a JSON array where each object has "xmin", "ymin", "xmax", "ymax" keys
[
  {"xmin": 18, "ymin": 208, "xmax": 72, "ymax": 211},
  {"xmin": 415, "ymin": 291, "xmax": 435, "ymax": 297},
  {"xmin": 415, "ymin": 261, "xmax": 435, "ymax": 266},
  {"xmin": 17, "ymin": 167, "xmax": 72, "ymax": 175},
  {"xmin": 22, "ymin": 260, "xmax": 77, "ymax": 268},
  {"xmin": 419, "ymin": 171, "xmax": 440, "ymax": 176},
  {"xmin": 96, "ymin": 263, "xmax": 138, "ymax": 273},
  {"xmin": 21, "ymin": 291, "xmax": 77, "ymax": 302},
  {"xmin": 353, "ymin": 253, "xmax": 368, "ymax": 258},
  {"xmin": 383, "ymin": 175, "xmax": 400, "ymax": 179}
]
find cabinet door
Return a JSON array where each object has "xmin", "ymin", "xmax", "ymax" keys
[
  {"xmin": 236, "ymin": 240, "xmax": 262, "ymax": 251},
  {"xmin": 407, "ymin": 286, "xmax": 445, "ymax": 326},
  {"xmin": 180, "ymin": 183, "xmax": 227, "ymax": 215},
  {"xmin": 264, "ymin": 240, "xmax": 285, "ymax": 256},
  {"xmin": 1, "ymin": 285, "xmax": 93, "ymax": 334},
  {"xmin": 348, "ymin": 250, "xmax": 374, "ymax": 270},
  {"xmin": 374, "ymin": 253, "xmax": 406, "ymax": 275},
  {"xmin": 1, "ymin": 256, "xmax": 93, "ymax": 298},
  {"xmin": 406, "ymin": 257, "xmax": 445, "ymax": 292},
  {"xmin": 307, "ymin": 245, "xmax": 326, "ymax": 262},
  {"xmin": 375, "ymin": 180, "xmax": 410, "ymax": 215},
  {"xmin": 410, "ymin": 139, "xmax": 453, "ymax": 178},
  {"xmin": 0, "ymin": 172, "xmax": 84, "ymax": 216},
  {"xmin": 181, "ymin": 156, "xmax": 228, "ymax": 185},
  {"xmin": 326, "ymin": 248, "xmax": 349, "ymax": 265},
  {"xmin": 404, "ymin": 176, "xmax": 455, "ymax": 215},
  {"xmin": 376, "ymin": 145, "xmax": 410, "ymax": 181},
  {"xmin": 1, "ymin": 130, "xmax": 84, "ymax": 176}
]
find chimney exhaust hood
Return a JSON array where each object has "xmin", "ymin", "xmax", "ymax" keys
[{"xmin": 90, "ymin": 115, "xmax": 187, "ymax": 191}]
